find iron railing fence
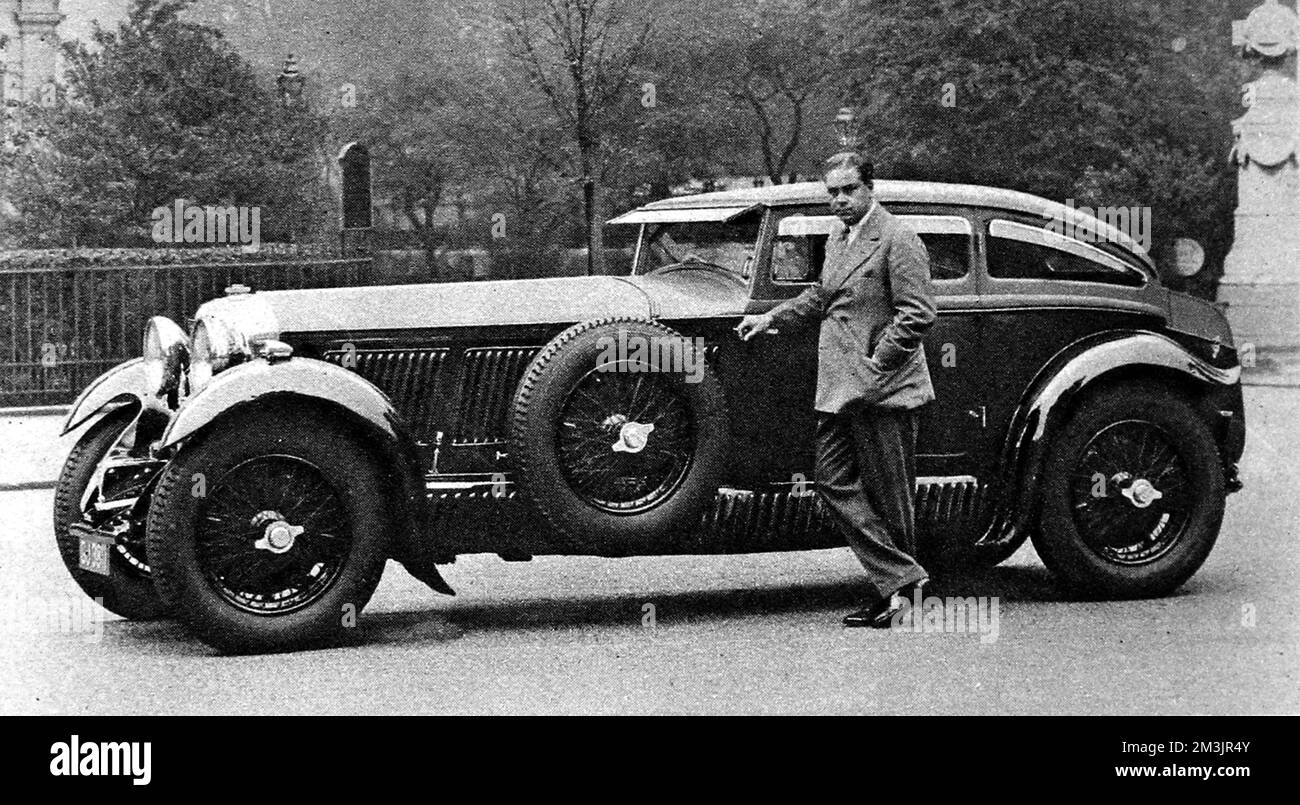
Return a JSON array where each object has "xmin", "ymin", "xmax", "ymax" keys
[{"xmin": 0, "ymin": 258, "xmax": 370, "ymax": 407}]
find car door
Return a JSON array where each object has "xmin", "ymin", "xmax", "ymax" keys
[
  {"xmin": 892, "ymin": 211, "xmax": 989, "ymax": 480},
  {"xmin": 739, "ymin": 206, "xmax": 990, "ymax": 485},
  {"xmin": 724, "ymin": 208, "xmax": 823, "ymax": 487}
]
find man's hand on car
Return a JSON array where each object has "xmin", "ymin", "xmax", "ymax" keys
[{"xmin": 735, "ymin": 313, "xmax": 777, "ymax": 341}]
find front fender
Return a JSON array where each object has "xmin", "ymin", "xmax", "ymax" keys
[
  {"xmin": 62, "ymin": 359, "xmax": 156, "ymax": 435},
  {"xmin": 979, "ymin": 330, "xmax": 1241, "ymax": 550},
  {"xmin": 160, "ymin": 357, "xmax": 403, "ymax": 449},
  {"xmin": 161, "ymin": 357, "xmax": 454, "ymax": 595}
]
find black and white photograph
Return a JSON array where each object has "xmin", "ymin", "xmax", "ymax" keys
[{"xmin": 0, "ymin": 0, "xmax": 1294, "ymax": 767}]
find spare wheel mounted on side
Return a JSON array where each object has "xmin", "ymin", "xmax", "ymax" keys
[{"xmin": 509, "ymin": 318, "xmax": 729, "ymax": 553}]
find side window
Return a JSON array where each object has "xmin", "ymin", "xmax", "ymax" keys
[
  {"xmin": 987, "ymin": 220, "xmax": 1145, "ymax": 287},
  {"xmin": 772, "ymin": 215, "xmax": 837, "ymax": 283},
  {"xmin": 916, "ymin": 234, "xmax": 968, "ymax": 281},
  {"xmin": 898, "ymin": 215, "xmax": 971, "ymax": 281}
]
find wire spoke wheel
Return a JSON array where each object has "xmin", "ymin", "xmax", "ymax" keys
[
  {"xmin": 1034, "ymin": 385, "xmax": 1225, "ymax": 599},
  {"xmin": 1068, "ymin": 420, "xmax": 1192, "ymax": 565},
  {"xmin": 511, "ymin": 318, "xmax": 729, "ymax": 551},
  {"xmin": 147, "ymin": 407, "xmax": 393, "ymax": 652},
  {"xmin": 197, "ymin": 455, "xmax": 352, "ymax": 615},
  {"xmin": 557, "ymin": 367, "xmax": 696, "ymax": 512}
]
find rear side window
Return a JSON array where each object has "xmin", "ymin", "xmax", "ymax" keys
[
  {"xmin": 900, "ymin": 216, "xmax": 971, "ymax": 281},
  {"xmin": 987, "ymin": 220, "xmax": 1145, "ymax": 287}
]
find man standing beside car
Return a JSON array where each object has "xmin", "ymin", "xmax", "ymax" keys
[{"xmin": 736, "ymin": 151, "xmax": 938, "ymax": 628}]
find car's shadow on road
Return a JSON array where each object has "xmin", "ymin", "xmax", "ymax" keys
[
  {"xmin": 358, "ymin": 562, "xmax": 1068, "ymax": 645},
  {"xmin": 93, "ymin": 560, "xmax": 1203, "ymax": 652}
]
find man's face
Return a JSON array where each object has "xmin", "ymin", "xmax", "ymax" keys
[{"xmin": 825, "ymin": 166, "xmax": 874, "ymax": 226}]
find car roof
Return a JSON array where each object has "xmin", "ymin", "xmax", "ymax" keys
[{"xmin": 635, "ymin": 180, "xmax": 1155, "ymax": 270}]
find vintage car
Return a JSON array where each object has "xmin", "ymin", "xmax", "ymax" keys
[{"xmin": 54, "ymin": 180, "xmax": 1245, "ymax": 652}]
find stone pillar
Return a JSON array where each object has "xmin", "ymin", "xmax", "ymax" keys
[
  {"xmin": 14, "ymin": 0, "xmax": 63, "ymax": 103},
  {"xmin": 1, "ymin": 3, "xmax": 23, "ymax": 104},
  {"xmin": 1223, "ymin": 1, "xmax": 1300, "ymax": 354}
]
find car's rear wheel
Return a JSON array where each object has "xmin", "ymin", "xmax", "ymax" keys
[
  {"xmin": 510, "ymin": 318, "xmax": 729, "ymax": 553},
  {"xmin": 53, "ymin": 406, "xmax": 169, "ymax": 621},
  {"xmin": 1033, "ymin": 385, "xmax": 1224, "ymax": 598},
  {"xmin": 146, "ymin": 406, "xmax": 391, "ymax": 653}
]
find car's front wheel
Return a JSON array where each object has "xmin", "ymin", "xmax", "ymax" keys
[
  {"xmin": 146, "ymin": 406, "xmax": 391, "ymax": 653},
  {"xmin": 1033, "ymin": 385, "xmax": 1225, "ymax": 598}
]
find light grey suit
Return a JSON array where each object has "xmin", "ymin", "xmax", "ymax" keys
[
  {"xmin": 769, "ymin": 203, "xmax": 937, "ymax": 413},
  {"xmin": 769, "ymin": 203, "xmax": 938, "ymax": 599}
]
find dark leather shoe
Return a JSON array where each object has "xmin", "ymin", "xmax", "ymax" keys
[
  {"xmin": 842, "ymin": 577, "xmax": 929, "ymax": 629},
  {"xmin": 842, "ymin": 602, "xmax": 882, "ymax": 627},
  {"xmin": 842, "ymin": 594, "xmax": 901, "ymax": 628},
  {"xmin": 869, "ymin": 593, "xmax": 909, "ymax": 628}
]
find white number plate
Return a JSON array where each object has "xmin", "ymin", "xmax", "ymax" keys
[{"xmin": 78, "ymin": 532, "xmax": 112, "ymax": 576}]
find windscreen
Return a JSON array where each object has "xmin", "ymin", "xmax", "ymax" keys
[{"xmin": 636, "ymin": 214, "xmax": 763, "ymax": 279}]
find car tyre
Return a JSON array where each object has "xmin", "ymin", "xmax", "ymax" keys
[
  {"xmin": 510, "ymin": 318, "xmax": 729, "ymax": 553},
  {"xmin": 54, "ymin": 406, "xmax": 170, "ymax": 621},
  {"xmin": 146, "ymin": 406, "xmax": 390, "ymax": 653},
  {"xmin": 1033, "ymin": 384, "xmax": 1224, "ymax": 599}
]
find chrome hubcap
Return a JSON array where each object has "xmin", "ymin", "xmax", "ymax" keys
[
  {"xmin": 1121, "ymin": 478, "xmax": 1163, "ymax": 509},
  {"xmin": 611, "ymin": 421, "xmax": 655, "ymax": 454},
  {"xmin": 252, "ymin": 510, "xmax": 304, "ymax": 554}
]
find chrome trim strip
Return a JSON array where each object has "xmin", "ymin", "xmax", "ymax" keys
[
  {"xmin": 426, "ymin": 479, "xmax": 508, "ymax": 491},
  {"xmin": 938, "ymin": 303, "xmax": 1161, "ymax": 315},
  {"xmin": 434, "ymin": 476, "xmax": 981, "ymax": 492},
  {"xmin": 917, "ymin": 475, "xmax": 979, "ymax": 485}
]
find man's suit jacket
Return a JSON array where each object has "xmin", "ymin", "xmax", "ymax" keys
[{"xmin": 769, "ymin": 203, "xmax": 938, "ymax": 414}]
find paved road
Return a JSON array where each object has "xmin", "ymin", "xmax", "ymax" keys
[
  {"xmin": 1, "ymin": 387, "xmax": 1296, "ymax": 715},
  {"xmin": 0, "ymin": 411, "xmax": 66, "ymax": 489}
]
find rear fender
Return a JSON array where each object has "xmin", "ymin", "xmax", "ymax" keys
[{"xmin": 979, "ymin": 331, "xmax": 1241, "ymax": 550}]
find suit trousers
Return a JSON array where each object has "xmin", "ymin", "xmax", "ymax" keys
[{"xmin": 815, "ymin": 403, "xmax": 928, "ymax": 600}]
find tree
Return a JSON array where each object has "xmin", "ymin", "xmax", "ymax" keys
[
  {"xmin": 451, "ymin": 66, "xmax": 580, "ymax": 278},
  {"xmin": 709, "ymin": 0, "xmax": 845, "ymax": 183},
  {"xmin": 497, "ymin": 0, "xmax": 655, "ymax": 273},
  {"xmin": 1, "ymin": 0, "xmax": 330, "ymax": 248},
  {"xmin": 341, "ymin": 71, "xmax": 468, "ymax": 275},
  {"xmin": 836, "ymin": 0, "xmax": 1243, "ymax": 296}
]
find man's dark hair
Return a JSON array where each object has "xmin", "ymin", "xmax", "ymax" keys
[{"xmin": 824, "ymin": 151, "xmax": 874, "ymax": 188}]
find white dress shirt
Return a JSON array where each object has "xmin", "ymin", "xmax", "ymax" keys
[{"xmin": 844, "ymin": 199, "xmax": 879, "ymax": 247}]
